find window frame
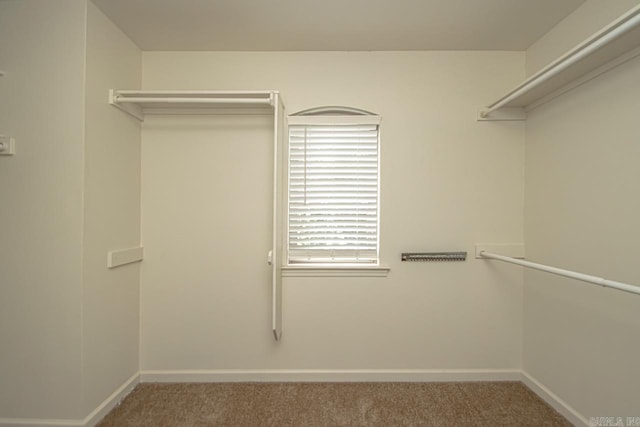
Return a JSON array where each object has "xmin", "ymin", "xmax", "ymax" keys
[{"xmin": 282, "ymin": 108, "xmax": 389, "ymax": 277}]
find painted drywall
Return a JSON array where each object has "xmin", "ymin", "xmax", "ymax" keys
[
  {"xmin": 140, "ymin": 51, "xmax": 526, "ymax": 373},
  {"xmin": 524, "ymin": 35, "xmax": 640, "ymax": 423},
  {"xmin": 525, "ymin": 0, "xmax": 639, "ymax": 76},
  {"xmin": 0, "ymin": 0, "xmax": 86, "ymax": 420},
  {"xmin": 0, "ymin": 1, "xmax": 142, "ymax": 421},
  {"xmin": 82, "ymin": 1, "xmax": 141, "ymax": 416}
]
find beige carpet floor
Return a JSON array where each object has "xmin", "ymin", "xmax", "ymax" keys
[{"xmin": 97, "ymin": 381, "xmax": 571, "ymax": 426}]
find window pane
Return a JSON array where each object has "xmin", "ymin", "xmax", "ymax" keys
[{"xmin": 288, "ymin": 123, "xmax": 379, "ymax": 264}]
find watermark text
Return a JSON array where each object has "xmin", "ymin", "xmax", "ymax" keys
[{"xmin": 590, "ymin": 417, "xmax": 640, "ymax": 427}]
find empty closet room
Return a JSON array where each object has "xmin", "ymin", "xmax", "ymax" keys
[{"xmin": 1, "ymin": 0, "xmax": 639, "ymax": 426}]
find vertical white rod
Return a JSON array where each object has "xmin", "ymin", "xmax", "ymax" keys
[
  {"xmin": 479, "ymin": 251, "xmax": 640, "ymax": 296},
  {"xmin": 272, "ymin": 92, "xmax": 283, "ymax": 341}
]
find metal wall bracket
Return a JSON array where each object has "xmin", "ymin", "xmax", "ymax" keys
[
  {"xmin": 477, "ymin": 107, "xmax": 526, "ymax": 121},
  {"xmin": 402, "ymin": 252, "xmax": 467, "ymax": 262}
]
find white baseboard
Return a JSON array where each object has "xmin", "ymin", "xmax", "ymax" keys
[
  {"xmin": 521, "ymin": 371, "xmax": 589, "ymax": 427},
  {"xmin": 0, "ymin": 418, "xmax": 83, "ymax": 427},
  {"xmin": 0, "ymin": 373, "xmax": 139, "ymax": 427},
  {"xmin": 139, "ymin": 368, "xmax": 521, "ymax": 383},
  {"xmin": 83, "ymin": 372, "xmax": 139, "ymax": 427}
]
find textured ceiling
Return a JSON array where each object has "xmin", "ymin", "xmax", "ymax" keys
[{"xmin": 92, "ymin": 0, "xmax": 585, "ymax": 51}]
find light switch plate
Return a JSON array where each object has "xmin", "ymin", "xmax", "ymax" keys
[{"xmin": 0, "ymin": 135, "xmax": 15, "ymax": 156}]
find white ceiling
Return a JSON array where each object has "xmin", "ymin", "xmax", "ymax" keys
[{"xmin": 92, "ymin": 0, "xmax": 585, "ymax": 51}]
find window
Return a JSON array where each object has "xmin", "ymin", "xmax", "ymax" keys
[{"xmin": 286, "ymin": 107, "xmax": 382, "ymax": 268}]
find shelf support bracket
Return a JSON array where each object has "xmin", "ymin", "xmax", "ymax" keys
[
  {"xmin": 109, "ymin": 89, "xmax": 144, "ymax": 121},
  {"xmin": 477, "ymin": 107, "xmax": 526, "ymax": 122}
]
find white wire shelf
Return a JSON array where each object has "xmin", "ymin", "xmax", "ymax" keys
[
  {"xmin": 478, "ymin": 4, "xmax": 640, "ymax": 121},
  {"xmin": 109, "ymin": 90, "xmax": 279, "ymax": 120}
]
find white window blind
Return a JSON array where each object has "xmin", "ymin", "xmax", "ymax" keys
[{"xmin": 288, "ymin": 122, "xmax": 379, "ymax": 264}]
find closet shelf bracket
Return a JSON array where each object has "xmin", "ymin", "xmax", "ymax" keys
[{"xmin": 476, "ymin": 107, "xmax": 525, "ymax": 121}]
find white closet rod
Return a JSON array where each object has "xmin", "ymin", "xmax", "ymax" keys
[
  {"xmin": 479, "ymin": 251, "xmax": 640, "ymax": 296},
  {"xmin": 479, "ymin": 5, "xmax": 640, "ymax": 118},
  {"xmin": 114, "ymin": 97, "xmax": 272, "ymax": 105}
]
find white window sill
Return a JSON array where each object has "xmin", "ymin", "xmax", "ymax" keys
[{"xmin": 281, "ymin": 264, "xmax": 390, "ymax": 277}]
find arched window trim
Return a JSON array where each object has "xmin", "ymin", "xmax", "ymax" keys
[{"xmin": 291, "ymin": 106, "xmax": 378, "ymax": 117}]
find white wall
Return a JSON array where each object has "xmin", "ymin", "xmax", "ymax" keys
[
  {"xmin": 0, "ymin": 0, "xmax": 86, "ymax": 420},
  {"xmin": 524, "ymin": 5, "xmax": 640, "ymax": 421},
  {"xmin": 0, "ymin": 1, "xmax": 142, "ymax": 422},
  {"xmin": 526, "ymin": 0, "xmax": 639, "ymax": 75},
  {"xmin": 82, "ymin": 1, "xmax": 141, "ymax": 416},
  {"xmin": 140, "ymin": 51, "xmax": 526, "ymax": 374}
]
